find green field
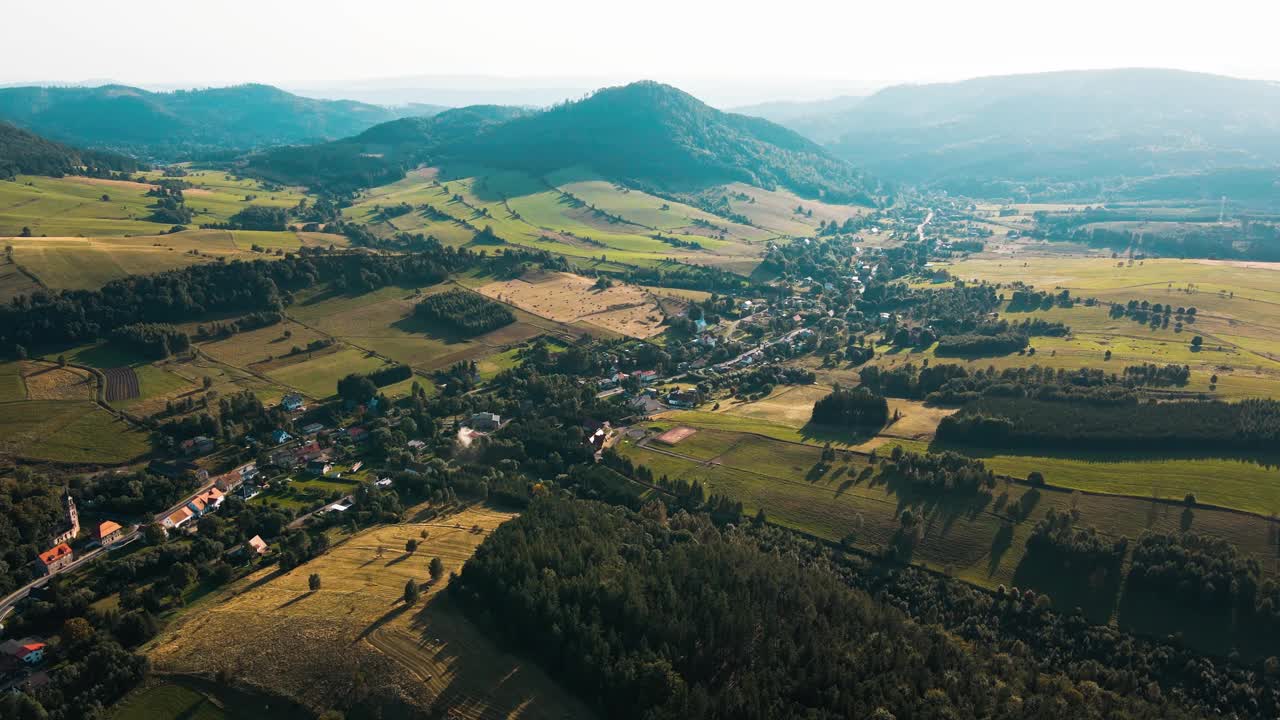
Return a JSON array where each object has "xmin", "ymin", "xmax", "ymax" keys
[
  {"xmin": 617, "ymin": 422, "xmax": 1280, "ymax": 631},
  {"xmin": 264, "ymin": 346, "xmax": 390, "ymax": 399},
  {"xmin": 110, "ymin": 678, "xmax": 310, "ymax": 720},
  {"xmin": 0, "ymin": 361, "xmax": 26, "ymax": 401},
  {"xmin": 0, "ymin": 399, "xmax": 151, "ymax": 463}
]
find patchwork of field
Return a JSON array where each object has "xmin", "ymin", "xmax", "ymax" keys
[
  {"xmin": 616, "ymin": 422, "xmax": 1280, "ymax": 634},
  {"xmin": 20, "ymin": 361, "xmax": 97, "ymax": 400},
  {"xmin": 3, "ymin": 229, "xmax": 344, "ymax": 291},
  {"xmin": 147, "ymin": 506, "xmax": 592, "ymax": 719},
  {"xmin": 343, "ymin": 167, "xmax": 874, "ymax": 273},
  {"xmin": 1, "ymin": 171, "xmax": 313, "ymax": 238},
  {"xmin": 286, "ymin": 283, "xmax": 581, "ymax": 379},
  {"xmin": 476, "ymin": 271, "xmax": 676, "ymax": 338}
]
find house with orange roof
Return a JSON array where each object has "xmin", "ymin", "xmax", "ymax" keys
[
  {"xmin": 245, "ymin": 535, "xmax": 269, "ymax": 556},
  {"xmin": 37, "ymin": 543, "xmax": 74, "ymax": 574},
  {"xmin": 163, "ymin": 506, "xmax": 195, "ymax": 530},
  {"xmin": 96, "ymin": 521, "xmax": 124, "ymax": 545},
  {"xmin": 187, "ymin": 487, "xmax": 225, "ymax": 517}
]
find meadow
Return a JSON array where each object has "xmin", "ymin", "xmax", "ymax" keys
[
  {"xmin": 146, "ymin": 505, "xmax": 592, "ymax": 719},
  {"xmin": 0, "ymin": 398, "xmax": 150, "ymax": 464},
  {"xmin": 616, "ymin": 421, "xmax": 1280, "ymax": 635}
]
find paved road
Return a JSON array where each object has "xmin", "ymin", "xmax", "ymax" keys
[{"xmin": 0, "ymin": 529, "xmax": 138, "ymax": 626}]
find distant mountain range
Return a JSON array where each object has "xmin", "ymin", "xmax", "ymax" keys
[
  {"xmin": 0, "ymin": 122, "xmax": 139, "ymax": 179},
  {"xmin": 736, "ymin": 69, "xmax": 1280, "ymax": 198},
  {"xmin": 248, "ymin": 81, "xmax": 882, "ymax": 204},
  {"xmin": 0, "ymin": 84, "xmax": 442, "ymax": 158}
]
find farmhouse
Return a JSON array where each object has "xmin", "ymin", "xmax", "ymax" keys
[
  {"xmin": 1, "ymin": 640, "xmax": 47, "ymax": 666},
  {"xmin": 188, "ymin": 487, "xmax": 225, "ymax": 516},
  {"xmin": 270, "ymin": 429, "xmax": 293, "ymax": 445},
  {"xmin": 96, "ymin": 521, "xmax": 124, "ymax": 546},
  {"xmin": 245, "ymin": 535, "xmax": 269, "ymax": 556},
  {"xmin": 281, "ymin": 394, "xmax": 305, "ymax": 411},
  {"xmin": 470, "ymin": 412, "xmax": 501, "ymax": 431},
  {"xmin": 163, "ymin": 506, "xmax": 195, "ymax": 530},
  {"xmin": 666, "ymin": 389, "xmax": 700, "ymax": 408},
  {"xmin": 37, "ymin": 543, "xmax": 74, "ymax": 574},
  {"xmin": 181, "ymin": 435, "xmax": 215, "ymax": 456}
]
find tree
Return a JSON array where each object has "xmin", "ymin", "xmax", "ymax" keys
[
  {"xmin": 62, "ymin": 617, "xmax": 95, "ymax": 647},
  {"xmin": 429, "ymin": 556, "xmax": 445, "ymax": 582},
  {"xmin": 1191, "ymin": 335, "xmax": 1204, "ymax": 350},
  {"xmin": 406, "ymin": 538, "xmax": 418, "ymax": 554},
  {"xmin": 309, "ymin": 573, "xmax": 322, "ymax": 591},
  {"xmin": 404, "ymin": 579, "xmax": 419, "ymax": 605},
  {"xmin": 202, "ymin": 375, "xmax": 213, "ymax": 389},
  {"xmin": 143, "ymin": 523, "xmax": 166, "ymax": 545},
  {"xmin": 1027, "ymin": 471, "xmax": 1045, "ymax": 486},
  {"xmin": 169, "ymin": 561, "xmax": 196, "ymax": 591}
]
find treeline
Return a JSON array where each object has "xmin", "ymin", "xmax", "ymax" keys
[
  {"xmin": 203, "ymin": 205, "xmax": 288, "ymax": 231},
  {"xmin": 881, "ymin": 446, "xmax": 996, "ymax": 495},
  {"xmin": 413, "ymin": 289, "xmax": 515, "ymax": 336},
  {"xmin": 935, "ymin": 331, "xmax": 1029, "ymax": 356},
  {"xmin": 451, "ymin": 497, "xmax": 1197, "ymax": 720},
  {"xmin": 1025, "ymin": 508, "xmax": 1128, "ymax": 576},
  {"xmin": 1128, "ymin": 531, "xmax": 1280, "ymax": 623},
  {"xmin": 336, "ymin": 364, "xmax": 414, "ymax": 404},
  {"xmin": 809, "ymin": 385, "xmax": 888, "ymax": 428},
  {"xmin": 937, "ymin": 396, "xmax": 1280, "ymax": 451},
  {"xmin": 110, "ymin": 323, "xmax": 191, "ymax": 359},
  {"xmin": 193, "ymin": 310, "xmax": 283, "ymax": 341},
  {"xmin": 859, "ymin": 363, "xmax": 1190, "ymax": 404},
  {"xmin": 0, "ymin": 245, "xmax": 486, "ymax": 353}
]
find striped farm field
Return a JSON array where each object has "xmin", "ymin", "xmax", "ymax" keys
[{"xmin": 147, "ymin": 505, "xmax": 593, "ymax": 719}]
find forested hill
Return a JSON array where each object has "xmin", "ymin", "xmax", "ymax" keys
[
  {"xmin": 760, "ymin": 68, "xmax": 1280, "ymax": 196},
  {"xmin": 458, "ymin": 81, "xmax": 881, "ymax": 204},
  {"xmin": 0, "ymin": 122, "xmax": 140, "ymax": 179},
  {"xmin": 243, "ymin": 105, "xmax": 529, "ymax": 192},
  {"xmin": 0, "ymin": 84, "xmax": 427, "ymax": 158},
  {"xmin": 245, "ymin": 81, "xmax": 884, "ymax": 205}
]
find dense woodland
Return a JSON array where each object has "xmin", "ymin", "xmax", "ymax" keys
[
  {"xmin": 0, "ymin": 245, "xmax": 514, "ymax": 353},
  {"xmin": 0, "ymin": 122, "xmax": 140, "ymax": 179},
  {"xmin": 413, "ymin": 289, "xmax": 515, "ymax": 336},
  {"xmin": 809, "ymin": 385, "xmax": 889, "ymax": 429},
  {"xmin": 859, "ymin": 362, "xmax": 1191, "ymax": 404},
  {"xmin": 937, "ymin": 396, "xmax": 1280, "ymax": 451},
  {"xmin": 452, "ymin": 497, "xmax": 1205, "ymax": 720}
]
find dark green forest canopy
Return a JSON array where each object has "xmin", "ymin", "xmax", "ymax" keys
[
  {"xmin": 0, "ymin": 122, "xmax": 139, "ymax": 178},
  {"xmin": 451, "ymin": 497, "xmax": 1204, "ymax": 719}
]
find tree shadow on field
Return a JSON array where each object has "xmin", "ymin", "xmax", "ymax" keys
[
  {"xmin": 355, "ymin": 601, "xmax": 413, "ymax": 642},
  {"xmin": 276, "ymin": 590, "xmax": 315, "ymax": 610},
  {"xmin": 400, "ymin": 593, "xmax": 586, "ymax": 720},
  {"xmin": 385, "ymin": 552, "xmax": 415, "ymax": 567},
  {"xmin": 1012, "ymin": 554, "xmax": 1121, "ymax": 624}
]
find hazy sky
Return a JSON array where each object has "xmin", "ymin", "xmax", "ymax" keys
[{"xmin": 9, "ymin": 0, "xmax": 1280, "ymax": 105}]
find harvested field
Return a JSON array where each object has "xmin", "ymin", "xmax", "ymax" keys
[
  {"xmin": 147, "ymin": 505, "xmax": 592, "ymax": 719},
  {"xmin": 21, "ymin": 361, "xmax": 97, "ymax": 400},
  {"xmin": 477, "ymin": 271, "xmax": 678, "ymax": 338},
  {"xmin": 654, "ymin": 426, "xmax": 697, "ymax": 445},
  {"xmin": 104, "ymin": 367, "xmax": 141, "ymax": 402}
]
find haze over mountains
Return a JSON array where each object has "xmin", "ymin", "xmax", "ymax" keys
[
  {"xmin": 0, "ymin": 84, "xmax": 435, "ymax": 157},
  {"xmin": 2, "ymin": 68, "xmax": 1279, "ymax": 205},
  {"xmin": 249, "ymin": 81, "xmax": 882, "ymax": 204},
  {"xmin": 735, "ymin": 68, "xmax": 1280, "ymax": 197}
]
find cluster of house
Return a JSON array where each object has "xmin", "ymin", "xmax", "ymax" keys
[
  {"xmin": 162, "ymin": 485, "xmax": 226, "ymax": 532},
  {"xmin": 596, "ymin": 369, "xmax": 658, "ymax": 391}
]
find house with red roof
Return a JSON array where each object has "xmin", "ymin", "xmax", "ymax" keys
[
  {"xmin": 16, "ymin": 643, "xmax": 46, "ymax": 664},
  {"xmin": 163, "ymin": 506, "xmax": 195, "ymax": 530},
  {"xmin": 37, "ymin": 543, "xmax": 74, "ymax": 574}
]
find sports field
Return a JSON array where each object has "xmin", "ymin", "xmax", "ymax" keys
[{"xmin": 147, "ymin": 505, "xmax": 593, "ymax": 719}]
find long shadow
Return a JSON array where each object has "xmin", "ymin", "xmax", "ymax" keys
[
  {"xmin": 796, "ymin": 421, "xmax": 879, "ymax": 447},
  {"xmin": 925, "ymin": 437, "xmax": 1280, "ymax": 471},
  {"xmin": 355, "ymin": 601, "xmax": 413, "ymax": 642},
  {"xmin": 385, "ymin": 552, "xmax": 415, "ymax": 567},
  {"xmin": 1012, "ymin": 553, "xmax": 1121, "ymax": 624},
  {"xmin": 987, "ymin": 522, "xmax": 1014, "ymax": 576},
  {"xmin": 389, "ymin": 313, "xmax": 475, "ymax": 346},
  {"xmin": 276, "ymin": 590, "xmax": 315, "ymax": 610}
]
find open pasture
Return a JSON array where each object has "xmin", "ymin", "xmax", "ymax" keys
[
  {"xmin": 147, "ymin": 505, "xmax": 592, "ymax": 719},
  {"xmin": 617, "ymin": 424, "xmax": 1280, "ymax": 626},
  {"xmin": 4, "ymin": 229, "xmax": 328, "ymax": 291},
  {"xmin": 476, "ymin": 271, "xmax": 676, "ymax": 338},
  {"xmin": 21, "ymin": 361, "xmax": 97, "ymax": 400},
  {"xmin": 0, "ymin": 398, "xmax": 151, "ymax": 463}
]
